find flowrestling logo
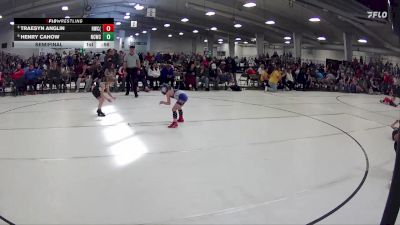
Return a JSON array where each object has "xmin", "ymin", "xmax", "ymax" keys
[{"xmin": 367, "ymin": 11, "xmax": 388, "ymax": 19}]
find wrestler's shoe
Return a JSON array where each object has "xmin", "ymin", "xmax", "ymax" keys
[
  {"xmin": 168, "ymin": 121, "xmax": 178, "ymax": 128},
  {"xmin": 177, "ymin": 116, "xmax": 184, "ymax": 123}
]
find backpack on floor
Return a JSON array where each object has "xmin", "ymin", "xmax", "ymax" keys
[
  {"xmin": 230, "ymin": 84, "xmax": 242, "ymax": 91},
  {"xmin": 175, "ymin": 81, "xmax": 186, "ymax": 90}
]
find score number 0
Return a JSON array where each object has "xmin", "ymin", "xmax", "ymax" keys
[
  {"xmin": 103, "ymin": 24, "xmax": 114, "ymax": 32},
  {"xmin": 102, "ymin": 24, "xmax": 115, "ymax": 41}
]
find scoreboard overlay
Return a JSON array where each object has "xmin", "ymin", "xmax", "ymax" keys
[{"xmin": 14, "ymin": 18, "xmax": 115, "ymax": 49}]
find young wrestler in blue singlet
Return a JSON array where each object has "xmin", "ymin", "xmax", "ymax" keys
[{"xmin": 159, "ymin": 84, "xmax": 188, "ymax": 128}]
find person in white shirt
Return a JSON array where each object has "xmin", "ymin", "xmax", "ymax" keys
[
  {"xmin": 99, "ymin": 51, "xmax": 106, "ymax": 66},
  {"xmin": 147, "ymin": 63, "xmax": 160, "ymax": 89},
  {"xmin": 284, "ymin": 68, "xmax": 295, "ymax": 90},
  {"xmin": 257, "ymin": 64, "xmax": 265, "ymax": 75}
]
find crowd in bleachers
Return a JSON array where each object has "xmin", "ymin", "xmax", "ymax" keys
[{"xmin": 0, "ymin": 50, "xmax": 399, "ymax": 97}]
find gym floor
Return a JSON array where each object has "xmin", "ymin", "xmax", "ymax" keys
[{"xmin": 0, "ymin": 90, "xmax": 397, "ymax": 224}]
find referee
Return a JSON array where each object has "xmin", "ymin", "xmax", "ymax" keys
[{"xmin": 124, "ymin": 46, "xmax": 141, "ymax": 97}]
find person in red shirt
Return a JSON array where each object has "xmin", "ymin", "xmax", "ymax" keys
[
  {"xmin": 11, "ymin": 63, "xmax": 26, "ymax": 95},
  {"xmin": 381, "ymin": 96, "xmax": 397, "ymax": 107},
  {"xmin": 383, "ymin": 72, "xmax": 393, "ymax": 84},
  {"xmin": 11, "ymin": 63, "xmax": 24, "ymax": 80},
  {"xmin": 355, "ymin": 67, "xmax": 362, "ymax": 78},
  {"xmin": 383, "ymin": 71, "xmax": 394, "ymax": 95},
  {"xmin": 201, "ymin": 57, "xmax": 209, "ymax": 69},
  {"xmin": 144, "ymin": 52, "xmax": 153, "ymax": 64},
  {"xmin": 246, "ymin": 67, "xmax": 257, "ymax": 75}
]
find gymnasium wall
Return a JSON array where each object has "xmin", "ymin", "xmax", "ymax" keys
[
  {"xmin": 1, "ymin": 26, "xmax": 399, "ymax": 65},
  {"xmin": 0, "ymin": 26, "xmax": 39, "ymax": 58}
]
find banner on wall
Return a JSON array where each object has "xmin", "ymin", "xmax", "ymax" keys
[
  {"xmin": 134, "ymin": 42, "xmax": 147, "ymax": 45},
  {"xmin": 217, "ymin": 51, "xmax": 226, "ymax": 56},
  {"xmin": 146, "ymin": 8, "xmax": 156, "ymax": 17}
]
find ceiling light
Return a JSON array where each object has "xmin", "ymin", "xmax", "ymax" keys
[
  {"xmin": 179, "ymin": 32, "xmax": 184, "ymax": 35},
  {"xmin": 164, "ymin": 23, "xmax": 170, "ymax": 27},
  {"xmin": 116, "ymin": 21, "xmax": 121, "ymax": 25},
  {"xmin": 135, "ymin": 4, "xmax": 144, "ymax": 10},
  {"xmin": 265, "ymin": 20, "xmax": 275, "ymax": 25},
  {"xmin": 124, "ymin": 15, "xmax": 130, "ymax": 20},
  {"xmin": 116, "ymin": 36, "xmax": 120, "ymax": 39},
  {"xmin": 243, "ymin": 41, "xmax": 248, "ymax": 44},
  {"xmin": 317, "ymin": 36, "xmax": 326, "ymax": 41},
  {"xmin": 285, "ymin": 41, "xmax": 290, "ymax": 44},
  {"xmin": 181, "ymin": 17, "xmax": 189, "ymax": 22},
  {"xmin": 126, "ymin": 12, "xmax": 130, "ymax": 16},
  {"xmin": 309, "ymin": 17, "xmax": 321, "ymax": 22},
  {"xmin": 251, "ymin": 38, "xmax": 256, "ymax": 42},
  {"xmin": 168, "ymin": 34, "xmax": 172, "ymax": 37},
  {"xmin": 210, "ymin": 27, "xmax": 217, "ymax": 31},
  {"xmin": 235, "ymin": 37, "xmax": 241, "ymax": 41},
  {"xmin": 218, "ymin": 42, "xmax": 223, "ymax": 44},
  {"xmin": 152, "ymin": 27, "xmax": 157, "ymax": 31},
  {"xmin": 234, "ymin": 41, "xmax": 238, "ymax": 44},
  {"xmin": 218, "ymin": 38, "xmax": 223, "ymax": 42},
  {"xmin": 62, "ymin": 6, "xmax": 68, "ymax": 11},
  {"xmin": 205, "ymin": 11, "xmax": 215, "ymax": 16},
  {"xmin": 65, "ymin": 16, "xmax": 70, "ymax": 19},
  {"xmin": 284, "ymin": 36, "xmax": 291, "ymax": 40},
  {"xmin": 243, "ymin": 2, "xmax": 256, "ymax": 7},
  {"xmin": 130, "ymin": 35, "xmax": 133, "ymax": 38},
  {"xmin": 129, "ymin": 2, "xmax": 135, "ymax": 6},
  {"xmin": 193, "ymin": 29, "xmax": 199, "ymax": 33},
  {"xmin": 135, "ymin": 33, "xmax": 139, "ymax": 36},
  {"xmin": 204, "ymin": 39, "xmax": 208, "ymax": 43},
  {"xmin": 234, "ymin": 23, "xmax": 242, "ymax": 28},
  {"xmin": 358, "ymin": 39, "xmax": 367, "ymax": 43},
  {"xmin": 9, "ymin": 21, "xmax": 14, "ymax": 25},
  {"xmin": 142, "ymin": 30, "xmax": 147, "ymax": 34},
  {"xmin": 0, "ymin": 15, "xmax": 2, "ymax": 19}
]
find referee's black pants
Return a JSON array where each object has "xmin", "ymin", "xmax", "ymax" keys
[{"xmin": 125, "ymin": 68, "xmax": 138, "ymax": 96}]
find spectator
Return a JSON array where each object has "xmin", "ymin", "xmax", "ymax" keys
[
  {"xmin": 104, "ymin": 63, "xmax": 117, "ymax": 90},
  {"xmin": 147, "ymin": 63, "xmax": 160, "ymax": 90},
  {"xmin": 260, "ymin": 66, "xmax": 270, "ymax": 89},
  {"xmin": 47, "ymin": 61, "xmax": 63, "ymax": 92},
  {"xmin": 137, "ymin": 66, "xmax": 150, "ymax": 92},
  {"xmin": 0, "ymin": 71, "xmax": 4, "ymax": 92},
  {"xmin": 218, "ymin": 64, "xmax": 233, "ymax": 87},
  {"xmin": 258, "ymin": 64, "xmax": 265, "ymax": 75},
  {"xmin": 197, "ymin": 64, "xmax": 210, "ymax": 91},
  {"xmin": 11, "ymin": 63, "xmax": 26, "ymax": 95},
  {"xmin": 296, "ymin": 68, "xmax": 308, "ymax": 91},
  {"xmin": 117, "ymin": 66, "xmax": 126, "ymax": 92},
  {"xmin": 160, "ymin": 63, "xmax": 174, "ymax": 87},
  {"xmin": 282, "ymin": 68, "xmax": 294, "ymax": 90},
  {"xmin": 91, "ymin": 60, "xmax": 103, "ymax": 83},
  {"xmin": 185, "ymin": 62, "xmax": 197, "ymax": 90},
  {"xmin": 24, "ymin": 64, "xmax": 42, "ymax": 94},
  {"xmin": 380, "ymin": 92, "xmax": 398, "ymax": 107},
  {"xmin": 99, "ymin": 51, "xmax": 106, "ymax": 66},
  {"xmin": 76, "ymin": 63, "xmax": 91, "ymax": 92},
  {"xmin": 267, "ymin": 67, "xmax": 282, "ymax": 92}
]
